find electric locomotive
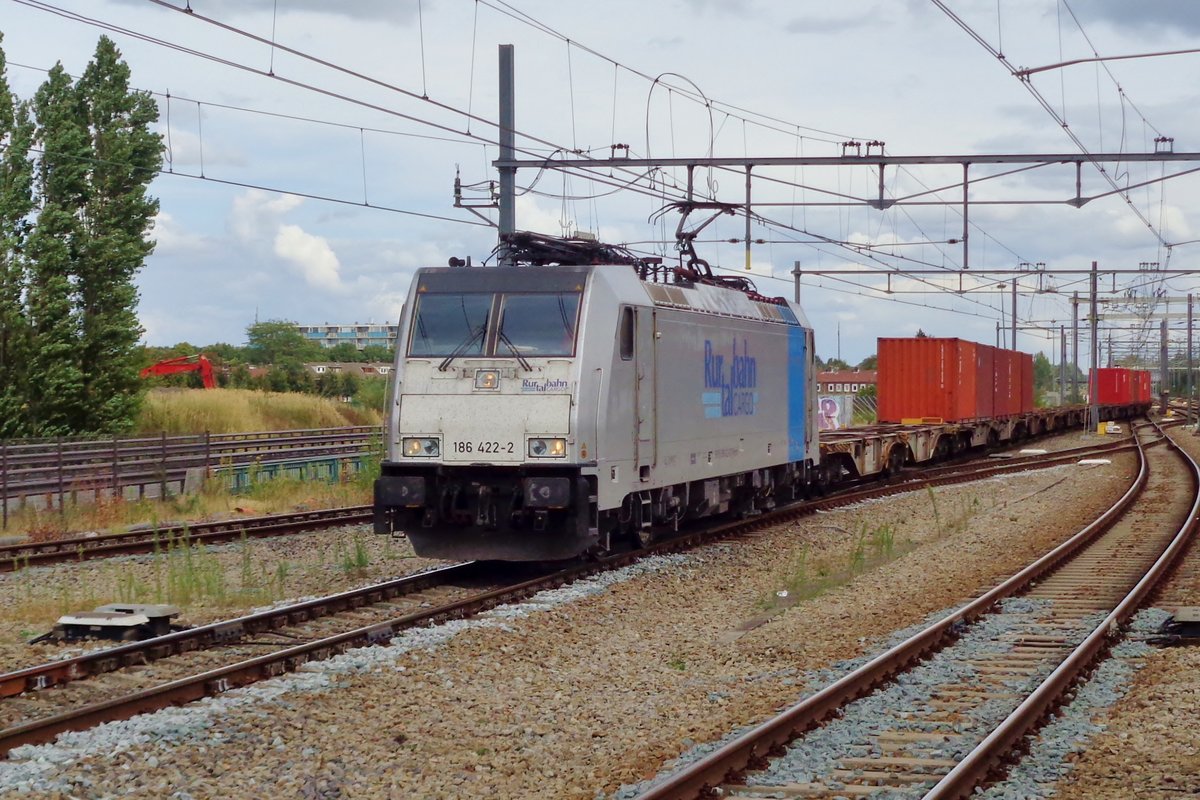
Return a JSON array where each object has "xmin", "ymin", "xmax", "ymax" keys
[{"xmin": 373, "ymin": 233, "xmax": 819, "ymax": 561}]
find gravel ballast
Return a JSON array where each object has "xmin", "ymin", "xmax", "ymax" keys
[{"xmin": 0, "ymin": 444, "xmax": 1135, "ymax": 799}]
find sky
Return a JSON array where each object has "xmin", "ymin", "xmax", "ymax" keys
[{"xmin": 3, "ymin": 0, "xmax": 1200, "ymax": 366}]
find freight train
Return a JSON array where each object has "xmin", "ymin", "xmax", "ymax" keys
[{"xmin": 373, "ymin": 233, "xmax": 1145, "ymax": 562}]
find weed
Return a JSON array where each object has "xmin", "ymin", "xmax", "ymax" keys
[
  {"xmin": 667, "ymin": 656, "xmax": 687, "ymax": 671},
  {"xmin": 927, "ymin": 486, "xmax": 942, "ymax": 535}
]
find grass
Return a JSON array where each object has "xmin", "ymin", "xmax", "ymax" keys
[
  {"xmin": 3, "ymin": 469, "xmax": 374, "ymax": 541},
  {"xmin": 136, "ymin": 387, "xmax": 381, "ymax": 435},
  {"xmin": 758, "ymin": 521, "xmax": 906, "ymax": 613}
]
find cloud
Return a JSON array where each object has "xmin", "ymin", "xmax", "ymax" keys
[
  {"xmin": 229, "ymin": 190, "xmax": 303, "ymax": 243},
  {"xmin": 149, "ymin": 211, "xmax": 206, "ymax": 255},
  {"xmin": 1083, "ymin": 0, "xmax": 1200, "ymax": 34},
  {"xmin": 274, "ymin": 224, "xmax": 343, "ymax": 291},
  {"xmin": 115, "ymin": 0, "xmax": 417, "ymax": 23}
]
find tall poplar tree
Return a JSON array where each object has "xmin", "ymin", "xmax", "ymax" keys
[
  {"xmin": 0, "ymin": 37, "xmax": 35, "ymax": 437},
  {"xmin": 26, "ymin": 63, "xmax": 87, "ymax": 435},
  {"xmin": 75, "ymin": 36, "xmax": 161, "ymax": 432}
]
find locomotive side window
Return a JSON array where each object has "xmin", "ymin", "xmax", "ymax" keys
[
  {"xmin": 409, "ymin": 293, "xmax": 494, "ymax": 356},
  {"xmin": 619, "ymin": 307, "xmax": 634, "ymax": 360},
  {"xmin": 497, "ymin": 293, "xmax": 581, "ymax": 356}
]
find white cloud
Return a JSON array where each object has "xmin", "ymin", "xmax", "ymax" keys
[
  {"xmin": 148, "ymin": 211, "xmax": 206, "ymax": 255},
  {"xmin": 230, "ymin": 191, "xmax": 304, "ymax": 244},
  {"xmin": 274, "ymin": 224, "xmax": 343, "ymax": 292}
]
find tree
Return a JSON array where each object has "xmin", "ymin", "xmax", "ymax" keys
[
  {"xmin": 856, "ymin": 354, "xmax": 877, "ymax": 371},
  {"xmin": 74, "ymin": 37, "xmax": 161, "ymax": 433},
  {"xmin": 823, "ymin": 357, "xmax": 851, "ymax": 372},
  {"xmin": 325, "ymin": 341, "xmax": 360, "ymax": 363},
  {"xmin": 26, "ymin": 63, "xmax": 88, "ymax": 435},
  {"xmin": 915, "ymin": 329, "xmax": 929, "ymax": 338},
  {"xmin": 361, "ymin": 344, "xmax": 393, "ymax": 363},
  {"xmin": 0, "ymin": 38, "xmax": 35, "ymax": 437},
  {"xmin": 245, "ymin": 319, "xmax": 321, "ymax": 365}
]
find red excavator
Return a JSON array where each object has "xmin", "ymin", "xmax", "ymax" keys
[{"xmin": 139, "ymin": 354, "xmax": 218, "ymax": 389}]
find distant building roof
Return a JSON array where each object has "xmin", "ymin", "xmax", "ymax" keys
[
  {"xmin": 304, "ymin": 362, "xmax": 393, "ymax": 377},
  {"xmin": 818, "ymin": 370, "xmax": 877, "ymax": 384}
]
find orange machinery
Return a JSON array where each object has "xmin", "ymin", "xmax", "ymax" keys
[{"xmin": 139, "ymin": 355, "xmax": 217, "ymax": 389}]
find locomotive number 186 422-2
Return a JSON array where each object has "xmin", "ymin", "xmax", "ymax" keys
[{"xmin": 452, "ymin": 441, "xmax": 515, "ymax": 454}]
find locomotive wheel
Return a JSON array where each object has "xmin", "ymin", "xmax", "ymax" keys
[{"xmin": 635, "ymin": 526, "xmax": 655, "ymax": 549}]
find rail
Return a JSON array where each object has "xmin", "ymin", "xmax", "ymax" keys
[
  {"xmin": 0, "ymin": 426, "xmax": 381, "ymax": 527},
  {"xmin": 633, "ymin": 421, "xmax": 1159, "ymax": 799}
]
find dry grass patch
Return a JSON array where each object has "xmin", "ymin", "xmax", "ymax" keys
[{"xmin": 136, "ymin": 388, "xmax": 381, "ymax": 434}]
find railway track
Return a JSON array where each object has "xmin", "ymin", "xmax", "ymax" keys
[
  {"xmin": 633, "ymin": 419, "xmax": 1198, "ymax": 800},
  {"xmin": 1, "ymin": 427, "xmax": 378, "ymax": 513},
  {"xmin": 0, "ymin": 435, "xmax": 1140, "ymax": 573},
  {"xmin": 0, "ymin": 505, "xmax": 372, "ymax": 572},
  {"xmin": 0, "ymin": 431, "xmax": 1147, "ymax": 759}
]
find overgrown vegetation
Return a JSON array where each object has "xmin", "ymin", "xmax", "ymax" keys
[
  {"xmin": 141, "ymin": 319, "xmax": 395, "ymax": 411},
  {"xmin": 759, "ymin": 521, "xmax": 904, "ymax": 612},
  {"xmin": 135, "ymin": 387, "xmax": 381, "ymax": 434}
]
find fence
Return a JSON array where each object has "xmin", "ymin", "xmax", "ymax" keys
[{"xmin": 0, "ymin": 426, "xmax": 383, "ymax": 529}]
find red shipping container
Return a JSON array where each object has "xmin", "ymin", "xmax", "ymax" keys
[
  {"xmin": 1020, "ymin": 352, "xmax": 1034, "ymax": 413},
  {"xmin": 877, "ymin": 337, "xmax": 991, "ymax": 423},
  {"xmin": 976, "ymin": 344, "xmax": 996, "ymax": 419},
  {"xmin": 993, "ymin": 349, "xmax": 1018, "ymax": 416},
  {"xmin": 1090, "ymin": 367, "xmax": 1133, "ymax": 404}
]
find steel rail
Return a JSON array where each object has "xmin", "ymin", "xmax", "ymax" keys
[
  {"xmin": 0, "ymin": 506, "xmax": 372, "ymax": 571},
  {"xmin": 0, "ymin": 434, "xmax": 1145, "ymax": 757},
  {"xmin": 633, "ymin": 422, "xmax": 1151, "ymax": 800},
  {"xmin": 924, "ymin": 420, "xmax": 1200, "ymax": 798},
  {"xmin": 0, "ymin": 437, "xmax": 1141, "ymax": 573},
  {"xmin": 0, "ymin": 561, "xmax": 483, "ymax": 699},
  {"xmin": 0, "ymin": 557, "xmax": 614, "ymax": 756}
]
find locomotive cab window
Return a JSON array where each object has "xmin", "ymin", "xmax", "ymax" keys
[
  {"xmin": 409, "ymin": 293, "xmax": 494, "ymax": 357},
  {"xmin": 497, "ymin": 293, "xmax": 581, "ymax": 357},
  {"xmin": 408, "ymin": 289, "xmax": 581, "ymax": 359},
  {"xmin": 618, "ymin": 307, "xmax": 634, "ymax": 360}
]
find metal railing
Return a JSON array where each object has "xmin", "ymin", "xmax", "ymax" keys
[{"xmin": 0, "ymin": 426, "xmax": 383, "ymax": 528}]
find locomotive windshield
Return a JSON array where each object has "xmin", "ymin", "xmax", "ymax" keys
[
  {"xmin": 409, "ymin": 294, "xmax": 492, "ymax": 357},
  {"xmin": 408, "ymin": 290, "xmax": 581, "ymax": 358}
]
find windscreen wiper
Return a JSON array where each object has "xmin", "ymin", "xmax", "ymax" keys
[
  {"xmin": 497, "ymin": 330, "xmax": 533, "ymax": 371},
  {"xmin": 438, "ymin": 324, "xmax": 487, "ymax": 371}
]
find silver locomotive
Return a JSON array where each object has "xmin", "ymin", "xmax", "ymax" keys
[{"xmin": 374, "ymin": 234, "xmax": 819, "ymax": 560}]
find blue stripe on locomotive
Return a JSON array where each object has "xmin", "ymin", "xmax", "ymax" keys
[{"xmin": 787, "ymin": 325, "xmax": 807, "ymax": 461}]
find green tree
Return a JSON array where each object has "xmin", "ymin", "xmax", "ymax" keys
[
  {"xmin": 74, "ymin": 36, "xmax": 161, "ymax": 433},
  {"xmin": 823, "ymin": 357, "xmax": 851, "ymax": 372},
  {"xmin": 26, "ymin": 63, "xmax": 88, "ymax": 435},
  {"xmin": 325, "ymin": 341, "xmax": 360, "ymax": 362},
  {"xmin": 361, "ymin": 344, "xmax": 393, "ymax": 363},
  {"xmin": 245, "ymin": 319, "xmax": 321, "ymax": 365},
  {"xmin": 1033, "ymin": 352, "xmax": 1054, "ymax": 405},
  {"xmin": 856, "ymin": 354, "xmax": 877, "ymax": 371},
  {"xmin": 0, "ymin": 38, "xmax": 35, "ymax": 437}
]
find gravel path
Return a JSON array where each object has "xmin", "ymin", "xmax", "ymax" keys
[{"xmin": 0, "ymin": 448, "xmax": 1134, "ymax": 799}]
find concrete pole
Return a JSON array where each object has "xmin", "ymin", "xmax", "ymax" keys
[
  {"xmin": 497, "ymin": 44, "xmax": 516, "ymax": 266},
  {"xmin": 1011, "ymin": 277, "xmax": 1017, "ymax": 351},
  {"xmin": 1161, "ymin": 318, "xmax": 1170, "ymax": 413},
  {"xmin": 792, "ymin": 261, "xmax": 802, "ymax": 304},
  {"xmin": 1072, "ymin": 292, "xmax": 1080, "ymax": 403},
  {"xmin": 1088, "ymin": 262, "xmax": 1099, "ymax": 433},
  {"xmin": 1059, "ymin": 325, "xmax": 1066, "ymax": 402},
  {"xmin": 1189, "ymin": 294, "xmax": 1194, "ymax": 425}
]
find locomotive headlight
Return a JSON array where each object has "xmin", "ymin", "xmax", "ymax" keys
[
  {"xmin": 474, "ymin": 369, "xmax": 500, "ymax": 390},
  {"xmin": 528, "ymin": 438, "xmax": 567, "ymax": 458},
  {"xmin": 402, "ymin": 437, "xmax": 440, "ymax": 457}
]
